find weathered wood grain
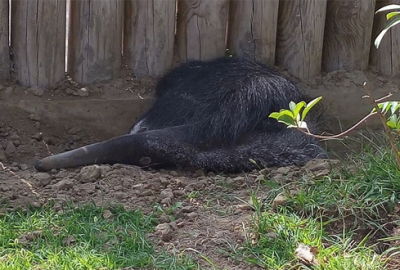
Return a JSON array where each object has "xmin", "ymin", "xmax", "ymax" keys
[
  {"xmin": 11, "ymin": 0, "xmax": 66, "ymax": 88},
  {"xmin": 370, "ymin": 0, "xmax": 400, "ymax": 76},
  {"xmin": 0, "ymin": 0, "xmax": 9, "ymax": 80},
  {"xmin": 68, "ymin": 0, "xmax": 123, "ymax": 84},
  {"xmin": 276, "ymin": 0, "xmax": 327, "ymax": 78},
  {"xmin": 177, "ymin": 0, "xmax": 229, "ymax": 61},
  {"xmin": 322, "ymin": 0, "xmax": 376, "ymax": 72},
  {"xmin": 124, "ymin": 0, "xmax": 175, "ymax": 77},
  {"xmin": 227, "ymin": 0, "xmax": 279, "ymax": 65}
]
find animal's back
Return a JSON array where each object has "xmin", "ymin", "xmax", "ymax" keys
[{"xmin": 139, "ymin": 57, "xmax": 307, "ymax": 143}]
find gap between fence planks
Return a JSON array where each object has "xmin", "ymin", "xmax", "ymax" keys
[
  {"xmin": 227, "ymin": 0, "xmax": 279, "ymax": 65},
  {"xmin": 0, "ymin": 0, "xmax": 9, "ymax": 80},
  {"xmin": 11, "ymin": 0, "xmax": 66, "ymax": 88}
]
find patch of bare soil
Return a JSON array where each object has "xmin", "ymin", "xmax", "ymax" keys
[{"xmin": 1, "ymin": 68, "xmax": 400, "ymax": 269}]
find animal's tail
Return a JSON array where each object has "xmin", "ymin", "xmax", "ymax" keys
[{"xmin": 35, "ymin": 128, "xmax": 325, "ymax": 172}]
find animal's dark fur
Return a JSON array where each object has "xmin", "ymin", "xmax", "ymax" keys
[{"xmin": 35, "ymin": 57, "xmax": 325, "ymax": 172}]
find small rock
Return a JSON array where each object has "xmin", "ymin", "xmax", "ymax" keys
[
  {"xmin": 28, "ymin": 114, "xmax": 41, "ymax": 121},
  {"xmin": 9, "ymin": 134, "xmax": 19, "ymax": 140},
  {"xmin": 161, "ymin": 197, "xmax": 172, "ymax": 205},
  {"xmin": 67, "ymin": 127, "xmax": 81, "ymax": 135},
  {"xmin": 79, "ymin": 183, "xmax": 96, "ymax": 194},
  {"xmin": 173, "ymin": 189, "xmax": 185, "ymax": 197},
  {"xmin": 186, "ymin": 212, "xmax": 198, "ymax": 220},
  {"xmin": 34, "ymin": 172, "xmax": 52, "ymax": 186},
  {"xmin": 78, "ymin": 165, "xmax": 101, "ymax": 183},
  {"xmin": 158, "ymin": 213, "xmax": 171, "ymax": 223},
  {"xmin": 13, "ymin": 140, "xmax": 21, "ymax": 147},
  {"xmin": 65, "ymin": 88, "xmax": 76, "ymax": 95},
  {"xmin": 114, "ymin": 192, "xmax": 126, "ymax": 200},
  {"xmin": 141, "ymin": 189, "xmax": 153, "ymax": 196},
  {"xmin": 32, "ymin": 132, "xmax": 43, "ymax": 141},
  {"xmin": 62, "ymin": 235, "xmax": 76, "ymax": 246},
  {"xmin": 272, "ymin": 193, "xmax": 287, "ymax": 209},
  {"xmin": 5, "ymin": 141, "xmax": 16, "ymax": 154},
  {"xmin": 103, "ymin": 209, "xmax": 113, "ymax": 219},
  {"xmin": 181, "ymin": 206, "xmax": 194, "ymax": 213},
  {"xmin": 77, "ymin": 87, "xmax": 89, "ymax": 97},
  {"xmin": 18, "ymin": 164, "xmax": 28, "ymax": 171},
  {"xmin": 233, "ymin": 176, "xmax": 245, "ymax": 185},
  {"xmin": 29, "ymin": 86, "xmax": 44, "ymax": 96},
  {"xmin": 54, "ymin": 179, "xmax": 74, "ymax": 190},
  {"xmin": 276, "ymin": 166, "xmax": 291, "ymax": 175},
  {"xmin": 160, "ymin": 188, "xmax": 174, "ymax": 199},
  {"xmin": 155, "ymin": 223, "xmax": 173, "ymax": 242}
]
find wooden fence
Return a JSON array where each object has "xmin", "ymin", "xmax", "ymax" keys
[{"xmin": 0, "ymin": 0, "xmax": 398, "ymax": 89}]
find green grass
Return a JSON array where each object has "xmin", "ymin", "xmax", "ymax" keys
[
  {"xmin": 242, "ymin": 210, "xmax": 385, "ymax": 269},
  {"xmin": 236, "ymin": 145, "xmax": 400, "ymax": 269},
  {"xmin": 0, "ymin": 203, "xmax": 198, "ymax": 270}
]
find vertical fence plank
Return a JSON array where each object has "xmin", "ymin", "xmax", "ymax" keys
[
  {"xmin": 370, "ymin": 0, "xmax": 400, "ymax": 76},
  {"xmin": 276, "ymin": 0, "xmax": 327, "ymax": 78},
  {"xmin": 322, "ymin": 0, "xmax": 376, "ymax": 72},
  {"xmin": 227, "ymin": 0, "xmax": 279, "ymax": 65},
  {"xmin": 124, "ymin": 0, "xmax": 175, "ymax": 77},
  {"xmin": 177, "ymin": 0, "xmax": 229, "ymax": 61},
  {"xmin": 68, "ymin": 0, "xmax": 123, "ymax": 84},
  {"xmin": 11, "ymin": 0, "xmax": 66, "ymax": 88},
  {"xmin": 0, "ymin": 0, "xmax": 9, "ymax": 80}
]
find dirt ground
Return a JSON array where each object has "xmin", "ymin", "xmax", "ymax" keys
[{"xmin": 1, "ymin": 66, "xmax": 400, "ymax": 269}]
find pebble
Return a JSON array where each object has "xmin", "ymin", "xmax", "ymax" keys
[
  {"xmin": 103, "ymin": 209, "xmax": 113, "ymax": 219},
  {"xmin": 32, "ymin": 132, "xmax": 43, "ymax": 141},
  {"xmin": 34, "ymin": 172, "xmax": 52, "ymax": 186},
  {"xmin": 29, "ymin": 86, "xmax": 44, "ymax": 96},
  {"xmin": 28, "ymin": 114, "xmax": 41, "ymax": 121},
  {"xmin": 160, "ymin": 188, "xmax": 174, "ymax": 199},
  {"xmin": 186, "ymin": 212, "xmax": 198, "ymax": 220},
  {"xmin": 272, "ymin": 193, "xmax": 287, "ymax": 209},
  {"xmin": 5, "ymin": 141, "xmax": 16, "ymax": 154},
  {"xmin": 18, "ymin": 164, "xmax": 28, "ymax": 171},
  {"xmin": 77, "ymin": 87, "xmax": 89, "ymax": 97},
  {"xmin": 54, "ymin": 179, "xmax": 74, "ymax": 190},
  {"xmin": 78, "ymin": 165, "xmax": 101, "ymax": 183},
  {"xmin": 155, "ymin": 223, "xmax": 173, "ymax": 242}
]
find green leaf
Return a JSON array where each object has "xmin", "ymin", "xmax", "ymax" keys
[
  {"xmin": 375, "ymin": 16, "xmax": 400, "ymax": 48},
  {"xmin": 269, "ymin": 112, "xmax": 282, "ymax": 120},
  {"xmin": 277, "ymin": 114, "xmax": 297, "ymax": 126},
  {"xmin": 387, "ymin": 120, "xmax": 397, "ymax": 129},
  {"xmin": 387, "ymin": 11, "xmax": 400, "ymax": 20},
  {"xmin": 301, "ymin": 96, "xmax": 322, "ymax": 121},
  {"xmin": 293, "ymin": 101, "xmax": 306, "ymax": 119}
]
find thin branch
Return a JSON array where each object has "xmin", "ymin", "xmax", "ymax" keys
[
  {"xmin": 363, "ymin": 82, "xmax": 400, "ymax": 169},
  {"xmin": 296, "ymin": 112, "xmax": 377, "ymax": 140}
]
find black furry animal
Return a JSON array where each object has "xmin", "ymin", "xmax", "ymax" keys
[{"xmin": 35, "ymin": 57, "xmax": 325, "ymax": 172}]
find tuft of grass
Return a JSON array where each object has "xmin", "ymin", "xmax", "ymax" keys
[
  {"xmin": 242, "ymin": 209, "xmax": 386, "ymax": 269},
  {"xmin": 238, "ymin": 143, "xmax": 400, "ymax": 269},
  {"xmin": 0, "ymin": 203, "xmax": 198, "ymax": 270}
]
